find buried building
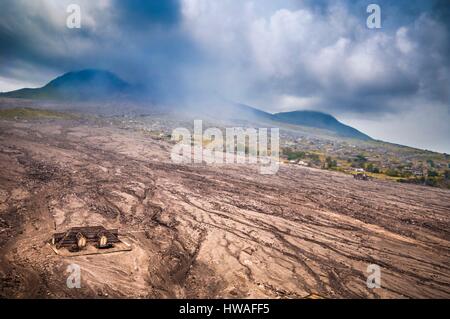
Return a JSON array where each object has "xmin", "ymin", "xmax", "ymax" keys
[
  {"xmin": 353, "ymin": 173, "xmax": 372, "ymax": 181},
  {"xmin": 51, "ymin": 226, "xmax": 121, "ymax": 252}
]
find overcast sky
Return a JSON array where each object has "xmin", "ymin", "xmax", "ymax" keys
[{"xmin": 0, "ymin": 0, "xmax": 449, "ymax": 152}]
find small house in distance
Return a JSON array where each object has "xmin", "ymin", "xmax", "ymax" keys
[
  {"xmin": 354, "ymin": 173, "xmax": 372, "ymax": 181},
  {"xmin": 50, "ymin": 226, "xmax": 131, "ymax": 256}
]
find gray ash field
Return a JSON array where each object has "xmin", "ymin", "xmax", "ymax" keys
[{"xmin": 0, "ymin": 117, "xmax": 449, "ymax": 298}]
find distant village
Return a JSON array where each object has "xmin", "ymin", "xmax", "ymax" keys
[
  {"xmin": 110, "ymin": 114, "xmax": 450, "ymax": 189},
  {"xmin": 281, "ymin": 133, "xmax": 450, "ymax": 189}
]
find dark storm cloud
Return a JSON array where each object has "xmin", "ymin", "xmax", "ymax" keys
[
  {"xmin": 0, "ymin": 2, "xmax": 55, "ymax": 69},
  {"xmin": 432, "ymin": 0, "xmax": 450, "ymax": 26},
  {"xmin": 0, "ymin": 0, "xmax": 448, "ymax": 116},
  {"xmin": 111, "ymin": 0, "xmax": 181, "ymax": 27},
  {"xmin": 0, "ymin": 0, "xmax": 192, "ymax": 95},
  {"xmin": 0, "ymin": 1, "xmax": 103, "ymax": 84},
  {"xmin": 239, "ymin": 0, "xmax": 449, "ymax": 115}
]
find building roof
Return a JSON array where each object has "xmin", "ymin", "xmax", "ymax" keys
[{"xmin": 53, "ymin": 226, "xmax": 120, "ymax": 248}]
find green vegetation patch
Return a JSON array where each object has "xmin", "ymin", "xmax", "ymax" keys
[{"xmin": 0, "ymin": 107, "xmax": 77, "ymax": 120}]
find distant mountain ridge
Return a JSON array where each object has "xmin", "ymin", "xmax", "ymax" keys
[
  {"xmin": 272, "ymin": 110, "xmax": 371, "ymax": 140},
  {"xmin": 198, "ymin": 100, "xmax": 371, "ymax": 140},
  {"xmin": 0, "ymin": 69, "xmax": 130, "ymax": 101},
  {"xmin": 0, "ymin": 69, "xmax": 371, "ymax": 140}
]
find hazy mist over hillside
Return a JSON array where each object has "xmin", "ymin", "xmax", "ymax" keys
[{"xmin": 0, "ymin": 0, "xmax": 448, "ymax": 152}]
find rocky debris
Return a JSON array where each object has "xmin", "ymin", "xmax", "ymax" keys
[{"xmin": 0, "ymin": 119, "xmax": 449, "ymax": 299}]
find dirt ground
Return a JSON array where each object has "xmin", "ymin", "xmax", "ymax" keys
[{"xmin": 0, "ymin": 118, "xmax": 449, "ymax": 299}]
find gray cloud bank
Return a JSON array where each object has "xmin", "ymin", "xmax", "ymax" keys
[{"xmin": 0, "ymin": 0, "xmax": 449, "ymax": 151}]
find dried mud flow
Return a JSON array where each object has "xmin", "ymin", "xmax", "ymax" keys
[{"xmin": 0, "ymin": 119, "xmax": 449, "ymax": 299}]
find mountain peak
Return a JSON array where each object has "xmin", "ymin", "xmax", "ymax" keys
[
  {"xmin": 47, "ymin": 69, "xmax": 128, "ymax": 89},
  {"xmin": 273, "ymin": 110, "xmax": 371, "ymax": 140},
  {"xmin": 0, "ymin": 69, "xmax": 130, "ymax": 101}
]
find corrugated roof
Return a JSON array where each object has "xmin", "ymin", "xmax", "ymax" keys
[{"xmin": 54, "ymin": 226, "xmax": 120, "ymax": 248}]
